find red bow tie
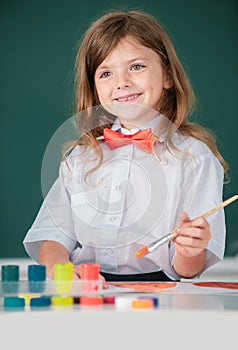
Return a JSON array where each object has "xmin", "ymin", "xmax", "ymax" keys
[{"xmin": 103, "ymin": 128, "xmax": 154, "ymax": 153}]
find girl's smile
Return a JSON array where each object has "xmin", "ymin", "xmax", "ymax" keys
[{"xmin": 114, "ymin": 93, "xmax": 142, "ymax": 103}]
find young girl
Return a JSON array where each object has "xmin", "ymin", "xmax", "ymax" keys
[{"xmin": 23, "ymin": 11, "xmax": 228, "ymax": 282}]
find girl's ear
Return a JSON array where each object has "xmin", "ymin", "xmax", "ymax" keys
[
  {"xmin": 163, "ymin": 68, "xmax": 174, "ymax": 89},
  {"xmin": 164, "ymin": 78, "xmax": 173, "ymax": 89}
]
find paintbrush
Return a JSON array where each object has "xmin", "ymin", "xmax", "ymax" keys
[{"xmin": 135, "ymin": 194, "xmax": 238, "ymax": 258}]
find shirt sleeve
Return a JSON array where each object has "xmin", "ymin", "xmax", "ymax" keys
[
  {"xmin": 168, "ymin": 143, "xmax": 226, "ymax": 278},
  {"xmin": 23, "ymin": 160, "xmax": 78, "ymax": 263}
]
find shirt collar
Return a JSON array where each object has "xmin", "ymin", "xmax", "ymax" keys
[{"xmin": 111, "ymin": 114, "xmax": 168, "ymax": 142}]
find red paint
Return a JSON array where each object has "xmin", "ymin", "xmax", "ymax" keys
[{"xmin": 194, "ymin": 282, "xmax": 238, "ymax": 289}]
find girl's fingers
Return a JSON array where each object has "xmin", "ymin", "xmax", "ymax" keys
[
  {"xmin": 190, "ymin": 217, "xmax": 208, "ymax": 228},
  {"xmin": 177, "ymin": 217, "xmax": 210, "ymax": 235},
  {"xmin": 72, "ymin": 266, "xmax": 108, "ymax": 288},
  {"xmin": 175, "ymin": 235, "xmax": 209, "ymax": 249},
  {"xmin": 177, "ymin": 226, "xmax": 210, "ymax": 239},
  {"xmin": 100, "ymin": 275, "xmax": 108, "ymax": 289},
  {"xmin": 177, "ymin": 211, "xmax": 190, "ymax": 226},
  {"xmin": 174, "ymin": 213, "xmax": 211, "ymax": 257},
  {"xmin": 175, "ymin": 244, "xmax": 204, "ymax": 258}
]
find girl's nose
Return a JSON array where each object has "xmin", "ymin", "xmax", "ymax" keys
[
  {"xmin": 117, "ymin": 82, "xmax": 130, "ymax": 89},
  {"xmin": 115, "ymin": 72, "xmax": 131, "ymax": 90}
]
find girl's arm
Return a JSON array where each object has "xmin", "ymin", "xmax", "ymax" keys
[
  {"xmin": 172, "ymin": 212, "xmax": 211, "ymax": 278},
  {"xmin": 38, "ymin": 240, "xmax": 71, "ymax": 279}
]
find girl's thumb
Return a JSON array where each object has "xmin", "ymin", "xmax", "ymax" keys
[{"xmin": 178, "ymin": 211, "xmax": 190, "ymax": 225}]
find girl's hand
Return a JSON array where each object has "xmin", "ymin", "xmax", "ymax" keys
[
  {"xmin": 72, "ymin": 265, "xmax": 107, "ymax": 288},
  {"xmin": 173, "ymin": 212, "xmax": 211, "ymax": 258}
]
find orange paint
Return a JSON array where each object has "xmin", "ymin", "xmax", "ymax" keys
[
  {"xmin": 131, "ymin": 299, "xmax": 154, "ymax": 309},
  {"xmin": 108, "ymin": 281, "xmax": 177, "ymax": 292},
  {"xmin": 135, "ymin": 246, "xmax": 149, "ymax": 258}
]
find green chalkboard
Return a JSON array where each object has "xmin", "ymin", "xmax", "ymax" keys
[{"xmin": 1, "ymin": 0, "xmax": 237, "ymax": 258}]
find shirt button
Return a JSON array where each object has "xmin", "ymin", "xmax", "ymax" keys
[
  {"xmin": 110, "ymin": 216, "xmax": 118, "ymax": 222},
  {"xmin": 106, "ymin": 248, "xmax": 113, "ymax": 255}
]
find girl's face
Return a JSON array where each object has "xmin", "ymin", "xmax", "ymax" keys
[{"xmin": 94, "ymin": 36, "xmax": 172, "ymax": 129}]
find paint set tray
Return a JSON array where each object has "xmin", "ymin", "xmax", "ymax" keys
[{"xmin": 0, "ymin": 279, "xmax": 103, "ymax": 297}]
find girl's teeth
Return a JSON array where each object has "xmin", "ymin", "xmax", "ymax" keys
[{"xmin": 118, "ymin": 94, "xmax": 138, "ymax": 102}]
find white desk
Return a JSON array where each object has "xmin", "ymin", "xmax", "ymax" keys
[
  {"xmin": 0, "ymin": 258, "xmax": 237, "ymax": 349},
  {"xmin": 0, "ymin": 306, "xmax": 237, "ymax": 349}
]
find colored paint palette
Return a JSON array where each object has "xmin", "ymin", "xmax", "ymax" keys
[{"xmin": 0, "ymin": 263, "xmax": 103, "ymax": 297}]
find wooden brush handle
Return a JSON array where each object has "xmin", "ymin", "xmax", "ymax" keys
[{"xmin": 200, "ymin": 195, "xmax": 238, "ymax": 219}]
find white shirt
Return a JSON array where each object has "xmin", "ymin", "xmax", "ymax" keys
[{"xmin": 23, "ymin": 115, "xmax": 226, "ymax": 280}]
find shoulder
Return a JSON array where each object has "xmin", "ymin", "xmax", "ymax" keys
[
  {"xmin": 184, "ymin": 135, "xmax": 212, "ymax": 157},
  {"xmin": 59, "ymin": 145, "xmax": 89, "ymax": 176},
  {"xmin": 59, "ymin": 143, "xmax": 105, "ymax": 179},
  {"xmin": 172, "ymin": 133, "xmax": 223, "ymax": 173},
  {"xmin": 173, "ymin": 133, "xmax": 216, "ymax": 159},
  {"xmin": 62, "ymin": 144, "xmax": 95, "ymax": 168}
]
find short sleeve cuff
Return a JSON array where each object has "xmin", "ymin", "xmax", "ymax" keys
[{"xmin": 23, "ymin": 228, "xmax": 77, "ymax": 263}]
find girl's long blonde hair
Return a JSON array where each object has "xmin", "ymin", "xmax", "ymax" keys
[{"xmin": 66, "ymin": 10, "xmax": 228, "ymax": 175}]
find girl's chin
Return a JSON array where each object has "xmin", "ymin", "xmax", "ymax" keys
[{"xmin": 102, "ymin": 102, "xmax": 156, "ymax": 119}]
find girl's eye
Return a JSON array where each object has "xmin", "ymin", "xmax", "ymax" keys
[
  {"xmin": 131, "ymin": 64, "xmax": 145, "ymax": 71},
  {"xmin": 100, "ymin": 71, "xmax": 112, "ymax": 78}
]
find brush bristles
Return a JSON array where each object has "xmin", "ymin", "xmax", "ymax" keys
[{"xmin": 135, "ymin": 246, "xmax": 149, "ymax": 258}]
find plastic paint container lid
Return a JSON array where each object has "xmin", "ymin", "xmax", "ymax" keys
[
  {"xmin": 139, "ymin": 296, "xmax": 159, "ymax": 307},
  {"xmin": 4, "ymin": 297, "xmax": 25, "ymax": 310},
  {"xmin": 54, "ymin": 263, "xmax": 73, "ymax": 281},
  {"xmin": 80, "ymin": 296, "xmax": 103, "ymax": 306},
  {"xmin": 28, "ymin": 264, "xmax": 46, "ymax": 281},
  {"xmin": 1, "ymin": 265, "xmax": 19, "ymax": 281},
  {"xmin": 30, "ymin": 296, "xmax": 51, "ymax": 308},
  {"xmin": 103, "ymin": 296, "xmax": 115, "ymax": 304},
  {"xmin": 79, "ymin": 264, "xmax": 100, "ymax": 280},
  {"xmin": 51, "ymin": 295, "xmax": 74, "ymax": 307},
  {"xmin": 131, "ymin": 299, "xmax": 154, "ymax": 309},
  {"xmin": 114, "ymin": 297, "xmax": 135, "ymax": 310}
]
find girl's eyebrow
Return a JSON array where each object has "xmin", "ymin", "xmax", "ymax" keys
[
  {"xmin": 129, "ymin": 57, "xmax": 150, "ymax": 63},
  {"xmin": 97, "ymin": 57, "xmax": 150, "ymax": 71}
]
